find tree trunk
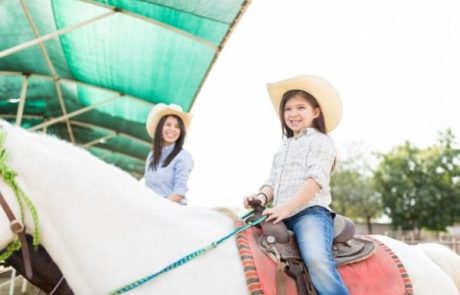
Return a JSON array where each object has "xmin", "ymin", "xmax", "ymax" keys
[{"xmin": 366, "ymin": 216, "xmax": 373, "ymax": 234}]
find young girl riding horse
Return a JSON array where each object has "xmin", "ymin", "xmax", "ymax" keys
[{"xmin": 244, "ymin": 75, "xmax": 349, "ymax": 295}]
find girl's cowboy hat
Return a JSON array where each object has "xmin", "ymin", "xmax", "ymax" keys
[
  {"xmin": 267, "ymin": 75, "xmax": 342, "ymax": 132},
  {"xmin": 145, "ymin": 103, "xmax": 192, "ymax": 138}
]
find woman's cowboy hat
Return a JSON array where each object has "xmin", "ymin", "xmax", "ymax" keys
[
  {"xmin": 266, "ymin": 75, "xmax": 342, "ymax": 132},
  {"xmin": 145, "ymin": 103, "xmax": 192, "ymax": 138}
]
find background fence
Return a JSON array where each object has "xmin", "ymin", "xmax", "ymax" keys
[
  {"xmin": 401, "ymin": 236, "xmax": 460, "ymax": 255},
  {"xmin": 354, "ymin": 222, "xmax": 460, "ymax": 255}
]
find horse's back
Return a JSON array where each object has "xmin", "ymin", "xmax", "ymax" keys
[
  {"xmin": 372, "ymin": 235, "xmax": 458, "ymax": 295},
  {"xmin": 415, "ymin": 242, "xmax": 460, "ymax": 294}
]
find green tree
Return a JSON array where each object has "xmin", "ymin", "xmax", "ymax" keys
[
  {"xmin": 331, "ymin": 145, "xmax": 383, "ymax": 233},
  {"xmin": 373, "ymin": 129, "xmax": 460, "ymax": 236}
]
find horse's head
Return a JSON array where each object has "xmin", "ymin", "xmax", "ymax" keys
[
  {"xmin": 0, "ymin": 123, "xmax": 34, "ymax": 282},
  {"xmin": 0, "ymin": 121, "xmax": 39, "ymax": 256},
  {"xmin": 0, "ymin": 121, "xmax": 73, "ymax": 293}
]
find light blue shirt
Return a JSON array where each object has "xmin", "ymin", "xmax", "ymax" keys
[{"xmin": 144, "ymin": 144, "xmax": 194, "ymax": 203}]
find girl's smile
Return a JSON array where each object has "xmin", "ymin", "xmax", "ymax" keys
[{"xmin": 284, "ymin": 95, "xmax": 320, "ymax": 136}]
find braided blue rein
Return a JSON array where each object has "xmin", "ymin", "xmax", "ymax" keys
[{"xmin": 110, "ymin": 211, "xmax": 266, "ymax": 295}]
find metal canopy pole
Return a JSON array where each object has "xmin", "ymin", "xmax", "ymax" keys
[
  {"xmin": 0, "ymin": 114, "xmax": 43, "ymax": 120},
  {"xmin": 0, "ymin": 71, "xmax": 156, "ymax": 108},
  {"xmin": 53, "ymin": 79, "xmax": 76, "ymax": 142},
  {"xmin": 0, "ymin": 114, "xmax": 151, "ymax": 148},
  {"xmin": 96, "ymin": 146, "xmax": 145, "ymax": 163},
  {"xmin": 29, "ymin": 94, "xmax": 123, "ymax": 131},
  {"xmin": 0, "ymin": 9, "xmax": 117, "ymax": 58},
  {"xmin": 71, "ymin": 120, "xmax": 151, "ymax": 147},
  {"xmin": 80, "ymin": 133, "xmax": 117, "ymax": 148},
  {"xmin": 19, "ymin": 0, "xmax": 74, "ymax": 141},
  {"xmin": 17, "ymin": 0, "xmax": 120, "ymax": 143},
  {"xmin": 15, "ymin": 74, "xmax": 29, "ymax": 126},
  {"xmin": 78, "ymin": 0, "xmax": 218, "ymax": 50},
  {"xmin": 18, "ymin": 0, "xmax": 58, "ymax": 78}
]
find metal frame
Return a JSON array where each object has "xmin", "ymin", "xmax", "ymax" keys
[
  {"xmin": 29, "ymin": 93, "xmax": 123, "ymax": 131},
  {"xmin": 80, "ymin": 133, "xmax": 117, "ymax": 148},
  {"xmin": 0, "ymin": 115, "xmax": 151, "ymax": 149},
  {"xmin": 78, "ymin": 0, "xmax": 219, "ymax": 50},
  {"xmin": 0, "ymin": 71, "xmax": 155, "ymax": 141},
  {"xmin": 9, "ymin": 1, "xmax": 118, "ymax": 143},
  {"xmin": 15, "ymin": 75, "xmax": 29, "ymax": 126},
  {"xmin": 0, "ymin": 0, "xmax": 251, "ymax": 176},
  {"xmin": 0, "ymin": 71, "xmax": 156, "ymax": 108},
  {"xmin": 71, "ymin": 120, "xmax": 151, "ymax": 147},
  {"xmin": 0, "ymin": 9, "xmax": 116, "ymax": 59}
]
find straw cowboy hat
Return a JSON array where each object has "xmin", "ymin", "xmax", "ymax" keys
[
  {"xmin": 266, "ymin": 75, "xmax": 342, "ymax": 132},
  {"xmin": 145, "ymin": 103, "xmax": 192, "ymax": 138}
]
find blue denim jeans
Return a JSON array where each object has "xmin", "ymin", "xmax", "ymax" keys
[{"xmin": 284, "ymin": 206, "xmax": 350, "ymax": 295}]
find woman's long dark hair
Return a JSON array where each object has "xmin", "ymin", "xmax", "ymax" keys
[
  {"xmin": 279, "ymin": 89, "xmax": 327, "ymax": 138},
  {"xmin": 149, "ymin": 114, "xmax": 186, "ymax": 170}
]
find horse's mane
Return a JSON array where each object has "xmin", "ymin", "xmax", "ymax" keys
[{"xmin": 415, "ymin": 243, "xmax": 460, "ymax": 292}]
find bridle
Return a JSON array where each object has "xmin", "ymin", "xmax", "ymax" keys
[
  {"xmin": 0, "ymin": 129, "xmax": 68, "ymax": 294},
  {"xmin": 0, "ymin": 128, "xmax": 68, "ymax": 294},
  {"xmin": 0, "ymin": 128, "xmax": 33, "ymax": 279},
  {"xmin": 0, "ymin": 189, "xmax": 33, "ymax": 279}
]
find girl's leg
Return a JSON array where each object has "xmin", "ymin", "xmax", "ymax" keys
[{"xmin": 284, "ymin": 206, "xmax": 349, "ymax": 295}]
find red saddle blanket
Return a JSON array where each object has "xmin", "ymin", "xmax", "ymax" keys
[{"xmin": 236, "ymin": 226, "xmax": 414, "ymax": 295}]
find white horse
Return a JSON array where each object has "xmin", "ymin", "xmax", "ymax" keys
[{"xmin": 0, "ymin": 121, "xmax": 459, "ymax": 295}]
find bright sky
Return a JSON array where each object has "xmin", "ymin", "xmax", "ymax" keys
[{"xmin": 185, "ymin": 0, "xmax": 460, "ymax": 208}]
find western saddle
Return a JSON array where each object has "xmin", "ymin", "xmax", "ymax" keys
[{"xmin": 245, "ymin": 201, "xmax": 375, "ymax": 295}]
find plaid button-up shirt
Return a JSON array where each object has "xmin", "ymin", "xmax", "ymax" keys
[{"xmin": 263, "ymin": 128, "xmax": 336, "ymax": 216}]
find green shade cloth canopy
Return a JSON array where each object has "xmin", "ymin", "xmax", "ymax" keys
[{"xmin": 0, "ymin": 0, "xmax": 250, "ymax": 178}]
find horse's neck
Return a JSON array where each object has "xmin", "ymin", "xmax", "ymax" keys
[
  {"xmin": 30, "ymin": 176, "xmax": 236, "ymax": 293},
  {"xmin": 35, "ymin": 170, "xmax": 230, "ymax": 278},
  {"xmin": 4, "ymin": 127, "xmax": 245, "ymax": 294}
]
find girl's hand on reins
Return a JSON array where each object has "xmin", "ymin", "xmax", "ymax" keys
[{"xmin": 264, "ymin": 203, "xmax": 292, "ymax": 224}]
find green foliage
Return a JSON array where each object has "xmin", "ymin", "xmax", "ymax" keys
[
  {"xmin": 373, "ymin": 129, "xmax": 460, "ymax": 232},
  {"xmin": 331, "ymin": 148, "xmax": 383, "ymax": 233},
  {"xmin": 331, "ymin": 170, "xmax": 382, "ymax": 219}
]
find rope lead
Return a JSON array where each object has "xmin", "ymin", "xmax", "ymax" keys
[{"xmin": 110, "ymin": 213, "xmax": 267, "ymax": 294}]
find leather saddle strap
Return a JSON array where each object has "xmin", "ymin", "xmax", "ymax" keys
[
  {"xmin": 276, "ymin": 259, "xmax": 287, "ymax": 295},
  {"xmin": 285, "ymin": 259, "xmax": 317, "ymax": 295},
  {"xmin": 286, "ymin": 260, "xmax": 308, "ymax": 295},
  {"xmin": 259, "ymin": 240, "xmax": 287, "ymax": 295},
  {"xmin": 0, "ymin": 190, "xmax": 33, "ymax": 279}
]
